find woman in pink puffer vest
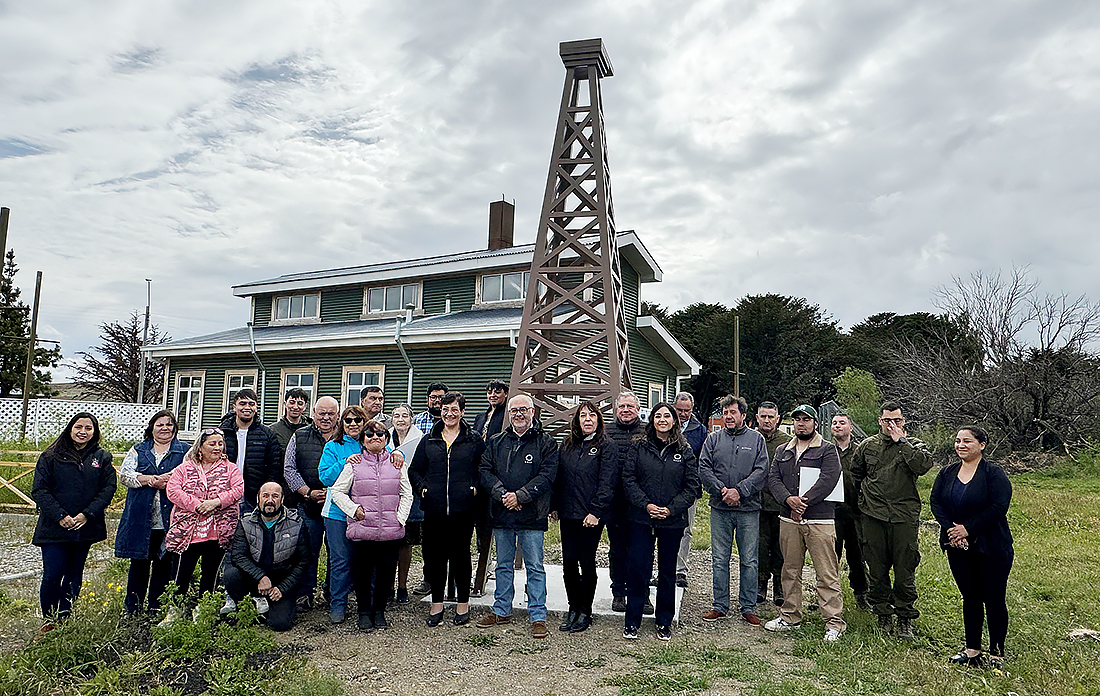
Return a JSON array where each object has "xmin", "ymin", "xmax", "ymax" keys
[{"xmin": 330, "ymin": 419, "xmax": 412, "ymax": 632}]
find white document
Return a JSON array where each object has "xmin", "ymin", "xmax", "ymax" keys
[{"xmin": 798, "ymin": 467, "xmax": 844, "ymax": 503}]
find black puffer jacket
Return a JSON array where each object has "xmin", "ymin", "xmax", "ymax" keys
[
  {"xmin": 606, "ymin": 418, "xmax": 645, "ymax": 522},
  {"xmin": 480, "ymin": 424, "xmax": 559, "ymax": 530},
  {"xmin": 221, "ymin": 415, "xmax": 284, "ymax": 503},
  {"xmin": 409, "ymin": 419, "xmax": 486, "ymax": 516},
  {"xmin": 552, "ymin": 436, "xmax": 618, "ymax": 521},
  {"xmin": 32, "ymin": 446, "xmax": 117, "ymax": 545},
  {"xmin": 622, "ymin": 433, "xmax": 699, "ymax": 529}
]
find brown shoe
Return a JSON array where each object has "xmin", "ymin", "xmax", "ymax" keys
[
  {"xmin": 476, "ymin": 613, "xmax": 512, "ymax": 628},
  {"xmin": 701, "ymin": 609, "xmax": 729, "ymax": 622},
  {"xmin": 741, "ymin": 613, "xmax": 761, "ymax": 625},
  {"xmin": 530, "ymin": 620, "xmax": 548, "ymax": 639}
]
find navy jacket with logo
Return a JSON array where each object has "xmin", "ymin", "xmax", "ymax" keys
[{"xmin": 480, "ymin": 423, "xmax": 559, "ymax": 530}]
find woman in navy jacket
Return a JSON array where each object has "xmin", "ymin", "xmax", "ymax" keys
[
  {"xmin": 32, "ymin": 412, "xmax": 117, "ymax": 623},
  {"xmin": 115, "ymin": 410, "xmax": 190, "ymax": 615},
  {"xmin": 621, "ymin": 402, "xmax": 699, "ymax": 641},
  {"xmin": 929, "ymin": 426, "xmax": 1013, "ymax": 669},
  {"xmin": 552, "ymin": 400, "xmax": 617, "ymax": 634}
]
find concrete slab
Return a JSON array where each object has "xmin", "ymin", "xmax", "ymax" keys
[{"xmin": 422, "ymin": 563, "xmax": 686, "ymax": 625}]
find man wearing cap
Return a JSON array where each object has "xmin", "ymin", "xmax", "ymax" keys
[
  {"xmin": 851, "ymin": 402, "xmax": 933, "ymax": 640},
  {"xmin": 764, "ymin": 405, "xmax": 845, "ymax": 642},
  {"xmin": 699, "ymin": 395, "xmax": 769, "ymax": 625}
]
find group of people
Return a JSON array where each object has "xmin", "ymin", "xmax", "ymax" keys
[{"xmin": 29, "ymin": 383, "xmax": 1014, "ymax": 667}]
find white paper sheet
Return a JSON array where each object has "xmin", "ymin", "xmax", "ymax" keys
[{"xmin": 798, "ymin": 466, "xmax": 845, "ymax": 503}]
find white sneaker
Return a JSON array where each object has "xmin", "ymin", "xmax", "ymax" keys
[
  {"xmin": 157, "ymin": 606, "xmax": 183, "ymax": 628},
  {"xmin": 824, "ymin": 628, "xmax": 842, "ymax": 642},
  {"xmin": 764, "ymin": 617, "xmax": 798, "ymax": 632},
  {"xmin": 220, "ymin": 597, "xmax": 237, "ymax": 616},
  {"xmin": 253, "ymin": 596, "xmax": 270, "ymax": 614}
]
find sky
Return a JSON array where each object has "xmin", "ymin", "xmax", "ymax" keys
[{"xmin": 1, "ymin": 0, "xmax": 1098, "ymax": 381}]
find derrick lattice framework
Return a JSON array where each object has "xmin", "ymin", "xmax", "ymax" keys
[{"xmin": 510, "ymin": 38, "xmax": 631, "ymax": 432}]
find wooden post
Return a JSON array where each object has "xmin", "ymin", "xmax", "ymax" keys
[
  {"xmin": 20, "ymin": 271, "xmax": 42, "ymax": 440},
  {"xmin": 0, "ymin": 207, "xmax": 9, "ymax": 262}
]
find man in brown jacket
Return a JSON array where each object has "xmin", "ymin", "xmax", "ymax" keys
[{"xmin": 764, "ymin": 405, "xmax": 845, "ymax": 642}]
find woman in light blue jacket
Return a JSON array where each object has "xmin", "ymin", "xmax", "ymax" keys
[{"xmin": 317, "ymin": 405, "xmax": 367, "ymax": 625}]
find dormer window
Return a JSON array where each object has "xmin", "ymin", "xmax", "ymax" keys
[
  {"xmin": 367, "ymin": 283, "xmax": 419, "ymax": 314},
  {"xmin": 273, "ymin": 293, "xmax": 320, "ymax": 322},
  {"xmin": 481, "ymin": 271, "xmax": 530, "ymax": 303}
]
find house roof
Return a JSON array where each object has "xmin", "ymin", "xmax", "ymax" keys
[
  {"xmin": 231, "ymin": 229, "xmax": 662, "ymax": 297},
  {"xmin": 146, "ymin": 306, "xmax": 700, "ymax": 377}
]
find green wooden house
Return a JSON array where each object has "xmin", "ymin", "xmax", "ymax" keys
[{"xmin": 147, "ymin": 219, "xmax": 700, "ymax": 437}]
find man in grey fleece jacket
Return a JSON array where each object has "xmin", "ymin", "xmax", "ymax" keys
[{"xmin": 698, "ymin": 395, "xmax": 770, "ymax": 624}]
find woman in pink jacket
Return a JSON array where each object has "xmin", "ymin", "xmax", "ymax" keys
[{"xmin": 161, "ymin": 428, "xmax": 244, "ymax": 624}]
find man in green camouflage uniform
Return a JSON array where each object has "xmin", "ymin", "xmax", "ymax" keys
[
  {"xmin": 755, "ymin": 401, "xmax": 791, "ymax": 606},
  {"xmin": 851, "ymin": 403, "xmax": 933, "ymax": 640}
]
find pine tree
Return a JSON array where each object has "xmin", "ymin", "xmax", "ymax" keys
[{"xmin": 0, "ymin": 250, "xmax": 62, "ymax": 397}]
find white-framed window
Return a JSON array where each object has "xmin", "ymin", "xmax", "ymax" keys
[
  {"xmin": 223, "ymin": 370, "xmax": 258, "ymax": 412},
  {"xmin": 279, "ymin": 368, "xmax": 318, "ymax": 418},
  {"xmin": 175, "ymin": 371, "xmax": 205, "ymax": 434},
  {"xmin": 273, "ymin": 293, "xmax": 320, "ymax": 322},
  {"xmin": 557, "ymin": 372, "xmax": 579, "ymax": 408},
  {"xmin": 366, "ymin": 283, "xmax": 419, "ymax": 314},
  {"xmin": 648, "ymin": 382, "xmax": 664, "ymax": 409},
  {"xmin": 481, "ymin": 271, "xmax": 530, "ymax": 303},
  {"xmin": 342, "ymin": 365, "xmax": 385, "ymax": 409}
]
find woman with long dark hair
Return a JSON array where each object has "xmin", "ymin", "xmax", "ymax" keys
[
  {"xmin": 552, "ymin": 400, "xmax": 617, "ymax": 634},
  {"xmin": 162, "ymin": 428, "xmax": 243, "ymax": 625},
  {"xmin": 115, "ymin": 410, "xmax": 190, "ymax": 615},
  {"xmin": 409, "ymin": 392, "xmax": 485, "ymax": 626},
  {"xmin": 31, "ymin": 412, "xmax": 117, "ymax": 623},
  {"xmin": 930, "ymin": 426, "xmax": 1013, "ymax": 670},
  {"xmin": 621, "ymin": 402, "xmax": 699, "ymax": 641}
]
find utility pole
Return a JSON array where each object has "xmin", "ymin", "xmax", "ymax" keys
[
  {"xmin": 0, "ymin": 207, "xmax": 9, "ymax": 261},
  {"xmin": 20, "ymin": 271, "xmax": 42, "ymax": 440},
  {"xmin": 136, "ymin": 278, "xmax": 151, "ymax": 403}
]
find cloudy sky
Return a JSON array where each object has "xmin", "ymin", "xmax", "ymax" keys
[{"xmin": 2, "ymin": 0, "xmax": 1098, "ymax": 379}]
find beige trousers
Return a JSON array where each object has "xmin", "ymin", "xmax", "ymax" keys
[{"xmin": 778, "ymin": 519, "xmax": 846, "ymax": 632}]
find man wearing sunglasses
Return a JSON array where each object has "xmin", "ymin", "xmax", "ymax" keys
[
  {"xmin": 850, "ymin": 402, "xmax": 933, "ymax": 640},
  {"xmin": 477, "ymin": 394, "xmax": 559, "ymax": 639}
]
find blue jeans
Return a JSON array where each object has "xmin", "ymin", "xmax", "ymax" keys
[
  {"xmin": 323, "ymin": 516, "xmax": 352, "ymax": 613},
  {"xmin": 40, "ymin": 542, "xmax": 91, "ymax": 619},
  {"xmin": 300, "ymin": 515, "xmax": 325, "ymax": 599},
  {"xmin": 710, "ymin": 507, "xmax": 760, "ymax": 615},
  {"xmin": 492, "ymin": 528, "xmax": 546, "ymax": 622}
]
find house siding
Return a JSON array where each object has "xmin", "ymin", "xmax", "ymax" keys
[
  {"xmin": 423, "ymin": 275, "xmax": 476, "ymax": 314},
  {"xmin": 321, "ymin": 286, "xmax": 363, "ymax": 322}
]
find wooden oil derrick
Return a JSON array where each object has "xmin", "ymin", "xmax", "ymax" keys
[{"xmin": 510, "ymin": 38, "xmax": 631, "ymax": 432}]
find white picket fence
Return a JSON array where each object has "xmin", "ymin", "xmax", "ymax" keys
[{"xmin": 0, "ymin": 398, "xmax": 162, "ymax": 445}]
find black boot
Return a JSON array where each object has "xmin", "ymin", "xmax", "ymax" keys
[
  {"xmin": 373, "ymin": 611, "xmax": 388, "ymax": 629},
  {"xmin": 357, "ymin": 613, "xmax": 374, "ymax": 631},
  {"xmin": 559, "ymin": 609, "xmax": 577, "ymax": 632},
  {"xmin": 569, "ymin": 612, "xmax": 592, "ymax": 633}
]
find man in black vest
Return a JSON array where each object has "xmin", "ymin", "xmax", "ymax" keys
[
  {"xmin": 270, "ymin": 388, "xmax": 311, "ymax": 454},
  {"xmin": 283, "ymin": 395, "xmax": 340, "ymax": 610},
  {"xmin": 223, "ymin": 482, "xmax": 310, "ymax": 632},
  {"xmin": 606, "ymin": 391, "xmax": 652, "ymax": 615}
]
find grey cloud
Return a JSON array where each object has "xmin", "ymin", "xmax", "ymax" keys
[{"xmin": 112, "ymin": 47, "xmax": 161, "ymax": 73}]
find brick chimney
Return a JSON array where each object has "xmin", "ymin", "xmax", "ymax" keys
[{"xmin": 488, "ymin": 199, "xmax": 515, "ymax": 250}]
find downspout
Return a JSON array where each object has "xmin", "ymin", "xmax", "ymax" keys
[
  {"xmin": 394, "ymin": 310, "xmax": 414, "ymax": 404},
  {"xmin": 247, "ymin": 321, "xmax": 267, "ymax": 421}
]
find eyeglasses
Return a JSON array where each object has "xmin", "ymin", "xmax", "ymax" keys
[
  {"xmin": 364, "ymin": 429, "xmax": 388, "ymax": 438},
  {"xmin": 441, "ymin": 407, "xmax": 462, "ymax": 415},
  {"xmin": 509, "ymin": 407, "xmax": 532, "ymax": 415},
  {"xmin": 200, "ymin": 428, "xmax": 223, "ymax": 436},
  {"xmin": 343, "ymin": 417, "xmax": 365, "ymax": 424},
  {"xmin": 427, "ymin": 395, "xmax": 444, "ymax": 402}
]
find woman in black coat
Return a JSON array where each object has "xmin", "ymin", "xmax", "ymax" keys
[
  {"xmin": 551, "ymin": 400, "xmax": 617, "ymax": 634},
  {"xmin": 621, "ymin": 402, "xmax": 699, "ymax": 641},
  {"xmin": 408, "ymin": 392, "xmax": 485, "ymax": 627},
  {"xmin": 31, "ymin": 412, "xmax": 117, "ymax": 623},
  {"xmin": 929, "ymin": 426, "xmax": 1013, "ymax": 670}
]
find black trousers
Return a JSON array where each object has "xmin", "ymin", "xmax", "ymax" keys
[
  {"xmin": 224, "ymin": 564, "xmax": 298, "ymax": 631},
  {"xmin": 626, "ymin": 523, "xmax": 680, "ymax": 627},
  {"xmin": 422, "ymin": 512, "xmax": 475, "ymax": 604},
  {"xmin": 947, "ymin": 548, "xmax": 1012, "ymax": 656},
  {"xmin": 124, "ymin": 529, "xmax": 177, "ymax": 613},
  {"xmin": 560, "ymin": 518, "xmax": 604, "ymax": 615},
  {"xmin": 175, "ymin": 540, "xmax": 225, "ymax": 602},
  {"xmin": 40, "ymin": 541, "xmax": 91, "ymax": 620},
  {"xmin": 835, "ymin": 509, "xmax": 868, "ymax": 596},
  {"xmin": 351, "ymin": 539, "xmax": 400, "ymax": 615},
  {"xmin": 607, "ymin": 519, "xmax": 631, "ymax": 597},
  {"xmin": 757, "ymin": 510, "xmax": 784, "ymax": 602}
]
